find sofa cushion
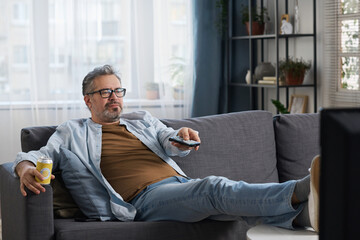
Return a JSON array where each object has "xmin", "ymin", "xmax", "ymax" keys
[
  {"xmin": 274, "ymin": 113, "xmax": 320, "ymax": 182},
  {"xmin": 21, "ymin": 126, "xmax": 56, "ymax": 152},
  {"xmin": 52, "ymin": 171, "xmax": 84, "ymax": 219},
  {"xmin": 58, "ymin": 148, "xmax": 113, "ymax": 220},
  {"xmin": 161, "ymin": 111, "xmax": 279, "ymax": 183}
]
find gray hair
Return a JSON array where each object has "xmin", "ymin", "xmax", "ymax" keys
[{"xmin": 82, "ymin": 65, "xmax": 122, "ymax": 96}]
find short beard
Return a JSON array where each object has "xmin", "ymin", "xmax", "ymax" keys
[{"xmin": 102, "ymin": 106, "xmax": 122, "ymax": 122}]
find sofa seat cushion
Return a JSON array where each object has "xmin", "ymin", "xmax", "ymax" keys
[
  {"xmin": 161, "ymin": 111, "xmax": 279, "ymax": 183},
  {"xmin": 54, "ymin": 219, "xmax": 249, "ymax": 240},
  {"xmin": 274, "ymin": 113, "xmax": 320, "ymax": 182}
]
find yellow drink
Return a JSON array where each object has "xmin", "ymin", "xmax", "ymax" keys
[{"xmin": 35, "ymin": 156, "xmax": 53, "ymax": 185}]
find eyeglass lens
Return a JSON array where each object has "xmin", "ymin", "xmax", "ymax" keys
[{"xmin": 100, "ymin": 88, "xmax": 126, "ymax": 98}]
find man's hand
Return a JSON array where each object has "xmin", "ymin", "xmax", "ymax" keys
[
  {"xmin": 171, "ymin": 127, "xmax": 201, "ymax": 151},
  {"xmin": 15, "ymin": 161, "xmax": 55, "ymax": 197}
]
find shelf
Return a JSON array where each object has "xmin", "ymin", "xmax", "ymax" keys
[
  {"xmin": 231, "ymin": 34, "xmax": 276, "ymax": 40},
  {"xmin": 278, "ymin": 33, "xmax": 315, "ymax": 38},
  {"xmin": 229, "ymin": 83, "xmax": 316, "ymax": 88},
  {"xmin": 227, "ymin": 0, "xmax": 317, "ymax": 113},
  {"xmin": 231, "ymin": 33, "xmax": 315, "ymax": 40}
]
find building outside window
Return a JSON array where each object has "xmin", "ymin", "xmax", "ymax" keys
[
  {"xmin": 13, "ymin": 45, "xmax": 28, "ymax": 65},
  {"xmin": 0, "ymin": 0, "xmax": 193, "ymax": 107},
  {"xmin": 12, "ymin": 2, "xmax": 29, "ymax": 25}
]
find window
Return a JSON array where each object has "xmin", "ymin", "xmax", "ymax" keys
[
  {"xmin": 0, "ymin": 0, "xmax": 193, "ymax": 108},
  {"xmin": 49, "ymin": 48, "xmax": 66, "ymax": 67},
  {"xmin": 97, "ymin": 42, "xmax": 124, "ymax": 63},
  {"xmin": 101, "ymin": 1, "xmax": 120, "ymax": 37},
  {"xmin": 12, "ymin": 2, "xmax": 29, "ymax": 25},
  {"xmin": 340, "ymin": 1, "xmax": 359, "ymax": 90},
  {"xmin": 324, "ymin": 0, "xmax": 360, "ymax": 106},
  {"xmin": 1, "ymin": 0, "xmax": 193, "ymax": 164},
  {"xmin": 13, "ymin": 45, "xmax": 28, "ymax": 65}
]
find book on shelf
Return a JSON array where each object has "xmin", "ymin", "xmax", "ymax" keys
[
  {"xmin": 258, "ymin": 76, "xmax": 285, "ymax": 85},
  {"xmin": 258, "ymin": 80, "xmax": 276, "ymax": 85},
  {"xmin": 263, "ymin": 76, "xmax": 277, "ymax": 81}
]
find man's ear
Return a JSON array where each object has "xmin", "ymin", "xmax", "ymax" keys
[{"xmin": 84, "ymin": 95, "xmax": 91, "ymax": 109}]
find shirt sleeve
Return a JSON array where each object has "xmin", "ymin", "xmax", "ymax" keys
[
  {"xmin": 12, "ymin": 123, "xmax": 70, "ymax": 177},
  {"xmin": 145, "ymin": 111, "xmax": 191, "ymax": 157}
]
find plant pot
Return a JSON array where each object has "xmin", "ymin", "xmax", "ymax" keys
[
  {"xmin": 285, "ymin": 70, "xmax": 305, "ymax": 85},
  {"xmin": 146, "ymin": 90, "xmax": 159, "ymax": 100},
  {"xmin": 173, "ymin": 86, "xmax": 184, "ymax": 100},
  {"xmin": 245, "ymin": 22, "xmax": 265, "ymax": 35}
]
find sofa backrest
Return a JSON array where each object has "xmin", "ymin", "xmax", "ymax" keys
[
  {"xmin": 21, "ymin": 126, "xmax": 56, "ymax": 152},
  {"xmin": 161, "ymin": 111, "xmax": 279, "ymax": 183},
  {"xmin": 273, "ymin": 113, "xmax": 320, "ymax": 182},
  {"xmin": 21, "ymin": 111, "xmax": 279, "ymax": 184}
]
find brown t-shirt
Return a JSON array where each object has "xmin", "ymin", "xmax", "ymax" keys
[{"xmin": 100, "ymin": 124, "xmax": 180, "ymax": 202}]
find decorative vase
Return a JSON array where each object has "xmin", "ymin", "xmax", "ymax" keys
[
  {"xmin": 245, "ymin": 70, "xmax": 251, "ymax": 84},
  {"xmin": 254, "ymin": 62, "xmax": 275, "ymax": 81},
  {"xmin": 294, "ymin": 0, "xmax": 300, "ymax": 34},
  {"xmin": 285, "ymin": 70, "xmax": 305, "ymax": 85},
  {"xmin": 245, "ymin": 22, "xmax": 265, "ymax": 35}
]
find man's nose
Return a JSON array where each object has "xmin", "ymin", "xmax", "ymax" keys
[{"xmin": 108, "ymin": 91, "xmax": 119, "ymax": 100}]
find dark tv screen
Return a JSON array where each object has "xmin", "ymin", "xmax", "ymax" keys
[{"xmin": 320, "ymin": 108, "xmax": 360, "ymax": 240}]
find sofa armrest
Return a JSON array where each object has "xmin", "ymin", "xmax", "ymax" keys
[{"xmin": 0, "ymin": 162, "xmax": 54, "ymax": 240}]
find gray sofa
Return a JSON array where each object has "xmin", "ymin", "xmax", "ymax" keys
[{"xmin": 0, "ymin": 110, "xmax": 320, "ymax": 240}]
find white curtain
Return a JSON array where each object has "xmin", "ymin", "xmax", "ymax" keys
[{"xmin": 0, "ymin": 0, "xmax": 193, "ymax": 163}]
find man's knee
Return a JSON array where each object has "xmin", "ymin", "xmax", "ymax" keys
[{"xmin": 198, "ymin": 176, "xmax": 230, "ymax": 193}]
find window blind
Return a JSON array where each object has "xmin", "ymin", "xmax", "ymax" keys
[{"xmin": 323, "ymin": 0, "xmax": 360, "ymax": 107}]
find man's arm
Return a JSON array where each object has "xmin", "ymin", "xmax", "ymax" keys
[
  {"xmin": 138, "ymin": 110, "xmax": 200, "ymax": 155},
  {"xmin": 13, "ymin": 121, "xmax": 77, "ymax": 196},
  {"xmin": 15, "ymin": 160, "xmax": 55, "ymax": 197}
]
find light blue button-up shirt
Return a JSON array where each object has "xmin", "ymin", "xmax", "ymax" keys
[{"xmin": 14, "ymin": 111, "xmax": 190, "ymax": 221}]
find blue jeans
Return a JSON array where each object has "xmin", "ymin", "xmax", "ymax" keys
[{"xmin": 130, "ymin": 176, "xmax": 303, "ymax": 229}]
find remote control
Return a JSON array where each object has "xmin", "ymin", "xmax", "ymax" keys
[{"xmin": 169, "ymin": 136, "xmax": 200, "ymax": 147}]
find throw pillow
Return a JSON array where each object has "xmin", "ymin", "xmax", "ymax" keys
[
  {"xmin": 51, "ymin": 171, "xmax": 84, "ymax": 218},
  {"xmin": 58, "ymin": 147, "xmax": 114, "ymax": 219}
]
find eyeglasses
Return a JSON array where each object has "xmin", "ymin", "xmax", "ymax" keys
[{"xmin": 87, "ymin": 88, "xmax": 126, "ymax": 98}]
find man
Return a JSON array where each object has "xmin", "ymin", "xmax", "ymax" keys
[{"xmin": 14, "ymin": 65, "xmax": 319, "ymax": 231}]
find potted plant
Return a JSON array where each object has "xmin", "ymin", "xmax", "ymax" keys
[
  {"xmin": 169, "ymin": 57, "xmax": 185, "ymax": 100},
  {"xmin": 271, "ymin": 99, "xmax": 290, "ymax": 114},
  {"xmin": 215, "ymin": 0, "xmax": 229, "ymax": 37},
  {"xmin": 241, "ymin": 5, "xmax": 269, "ymax": 35},
  {"xmin": 279, "ymin": 58, "xmax": 311, "ymax": 85},
  {"xmin": 145, "ymin": 82, "xmax": 160, "ymax": 100}
]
